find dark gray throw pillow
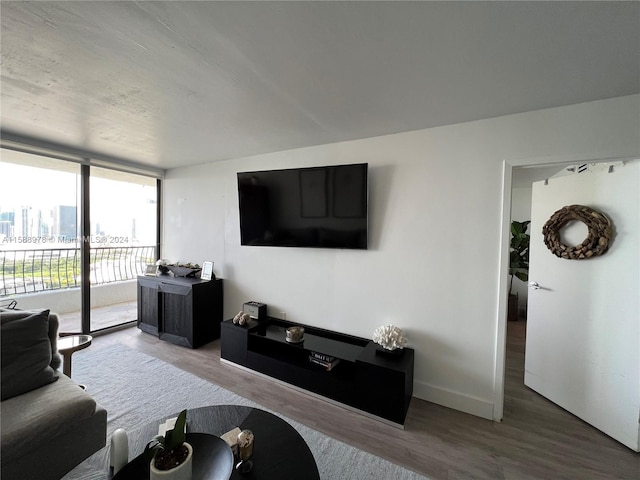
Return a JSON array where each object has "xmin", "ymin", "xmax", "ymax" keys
[{"xmin": 1, "ymin": 309, "xmax": 58, "ymax": 400}]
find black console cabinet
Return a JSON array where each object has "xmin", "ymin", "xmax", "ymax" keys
[
  {"xmin": 137, "ymin": 275, "xmax": 223, "ymax": 348},
  {"xmin": 221, "ymin": 317, "xmax": 414, "ymax": 426}
]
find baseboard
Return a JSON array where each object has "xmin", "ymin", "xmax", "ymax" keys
[{"xmin": 413, "ymin": 380, "xmax": 494, "ymax": 420}]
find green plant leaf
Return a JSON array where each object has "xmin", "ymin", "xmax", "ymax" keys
[
  {"xmin": 511, "ymin": 220, "xmax": 530, "ymax": 236},
  {"xmin": 144, "ymin": 436, "xmax": 164, "ymax": 463},
  {"xmin": 143, "ymin": 410, "xmax": 188, "ymax": 463},
  {"xmin": 164, "ymin": 409, "xmax": 187, "ymax": 451},
  {"xmin": 509, "ymin": 220, "xmax": 531, "ymax": 294}
]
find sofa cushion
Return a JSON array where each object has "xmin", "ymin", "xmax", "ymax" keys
[
  {"xmin": 0, "ymin": 308, "xmax": 62, "ymax": 370},
  {"xmin": 0, "ymin": 374, "xmax": 99, "ymax": 463},
  {"xmin": 1, "ymin": 309, "xmax": 58, "ymax": 400}
]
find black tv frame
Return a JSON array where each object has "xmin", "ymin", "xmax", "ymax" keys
[{"xmin": 237, "ymin": 163, "xmax": 368, "ymax": 250}]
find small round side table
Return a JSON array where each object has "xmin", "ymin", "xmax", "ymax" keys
[{"xmin": 58, "ymin": 335, "xmax": 92, "ymax": 377}]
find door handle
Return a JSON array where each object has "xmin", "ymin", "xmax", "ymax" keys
[{"xmin": 528, "ymin": 281, "xmax": 540, "ymax": 290}]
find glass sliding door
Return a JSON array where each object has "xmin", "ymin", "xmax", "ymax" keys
[
  {"xmin": 1, "ymin": 147, "xmax": 160, "ymax": 333},
  {"xmin": 0, "ymin": 150, "xmax": 83, "ymax": 332},
  {"xmin": 89, "ymin": 167, "xmax": 157, "ymax": 331}
]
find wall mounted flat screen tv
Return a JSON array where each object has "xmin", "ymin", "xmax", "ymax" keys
[{"xmin": 238, "ymin": 163, "xmax": 368, "ymax": 249}]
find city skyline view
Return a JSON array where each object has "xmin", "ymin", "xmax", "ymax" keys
[
  {"xmin": 0, "ymin": 160, "xmax": 157, "ymax": 249},
  {"xmin": 1, "ymin": 154, "xmax": 158, "ymax": 298}
]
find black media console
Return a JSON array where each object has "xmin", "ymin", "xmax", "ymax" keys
[{"xmin": 220, "ymin": 317, "xmax": 414, "ymax": 426}]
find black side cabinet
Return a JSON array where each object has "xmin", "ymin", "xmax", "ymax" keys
[
  {"xmin": 221, "ymin": 317, "xmax": 414, "ymax": 426},
  {"xmin": 137, "ymin": 275, "xmax": 223, "ymax": 348}
]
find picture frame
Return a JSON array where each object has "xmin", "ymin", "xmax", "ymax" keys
[
  {"xmin": 201, "ymin": 261, "xmax": 214, "ymax": 280},
  {"xmin": 144, "ymin": 265, "xmax": 158, "ymax": 276}
]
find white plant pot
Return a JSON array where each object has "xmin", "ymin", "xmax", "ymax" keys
[{"xmin": 150, "ymin": 442, "xmax": 193, "ymax": 480}]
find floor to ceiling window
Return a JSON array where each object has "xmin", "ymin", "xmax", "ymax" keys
[
  {"xmin": 89, "ymin": 167, "xmax": 157, "ymax": 330},
  {"xmin": 0, "ymin": 150, "xmax": 83, "ymax": 331},
  {"xmin": 0, "ymin": 147, "xmax": 160, "ymax": 333}
]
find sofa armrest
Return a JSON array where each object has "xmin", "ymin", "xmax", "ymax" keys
[
  {"xmin": 1, "ymin": 375, "xmax": 107, "ymax": 480},
  {"xmin": 47, "ymin": 313, "xmax": 62, "ymax": 370}
]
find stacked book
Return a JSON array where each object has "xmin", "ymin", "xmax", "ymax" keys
[{"xmin": 309, "ymin": 351, "xmax": 340, "ymax": 371}]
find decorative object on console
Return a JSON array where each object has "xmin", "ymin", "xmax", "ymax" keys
[
  {"xmin": 373, "ymin": 325, "xmax": 407, "ymax": 354},
  {"xmin": 145, "ymin": 265, "xmax": 159, "ymax": 276},
  {"xmin": 145, "ymin": 409, "xmax": 193, "ymax": 480},
  {"xmin": 242, "ymin": 301, "xmax": 267, "ymax": 321},
  {"xmin": 309, "ymin": 352, "xmax": 341, "ymax": 371},
  {"xmin": 542, "ymin": 204, "xmax": 612, "ymax": 259},
  {"xmin": 285, "ymin": 326, "xmax": 305, "ymax": 343},
  {"xmin": 233, "ymin": 311, "xmax": 251, "ymax": 326},
  {"xmin": 200, "ymin": 261, "xmax": 214, "ymax": 281},
  {"xmin": 235, "ymin": 429, "xmax": 254, "ymax": 474},
  {"xmin": 166, "ymin": 263, "xmax": 201, "ymax": 277},
  {"xmin": 156, "ymin": 259, "xmax": 170, "ymax": 274}
]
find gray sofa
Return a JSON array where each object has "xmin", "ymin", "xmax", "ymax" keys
[{"xmin": 1, "ymin": 308, "xmax": 107, "ymax": 480}]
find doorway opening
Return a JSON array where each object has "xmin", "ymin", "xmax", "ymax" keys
[{"xmin": 500, "ymin": 158, "xmax": 640, "ymax": 453}]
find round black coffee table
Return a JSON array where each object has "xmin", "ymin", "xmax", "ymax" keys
[{"xmin": 64, "ymin": 405, "xmax": 320, "ymax": 480}]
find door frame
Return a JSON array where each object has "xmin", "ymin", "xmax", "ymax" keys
[{"xmin": 493, "ymin": 153, "xmax": 635, "ymax": 421}]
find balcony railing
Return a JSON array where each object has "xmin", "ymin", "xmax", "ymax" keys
[{"xmin": 0, "ymin": 246, "xmax": 156, "ymax": 296}]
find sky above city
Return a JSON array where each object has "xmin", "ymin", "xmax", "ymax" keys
[
  {"xmin": 1, "ymin": 162, "xmax": 78, "ymax": 209},
  {"xmin": 0, "ymin": 160, "xmax": 156, "ymax": 243}
]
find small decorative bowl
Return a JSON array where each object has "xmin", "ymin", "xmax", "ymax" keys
[
  {"xmin": 285, "ymin": 326, "xmax": 305, "ymax": 343},
  {"xmin": 167, "ymin": 265, "xmax": 202, "ymax": 277}
]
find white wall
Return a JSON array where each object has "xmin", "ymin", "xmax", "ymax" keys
[{"xmin": 162, "ymin": 95, "xmax": 640, "ymax": 419}]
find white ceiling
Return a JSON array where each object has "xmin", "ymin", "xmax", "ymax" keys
[{"xmin": 1, "ymin": 1, "xmax": 638, "ymax": 171}]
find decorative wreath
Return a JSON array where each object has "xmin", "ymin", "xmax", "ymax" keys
[{"xmin": 542, "ymin": 205, "xmax": 612, "ymax": 259}]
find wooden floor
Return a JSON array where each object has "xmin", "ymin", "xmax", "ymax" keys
[{"xmin": 90, "ymin": 321, "xmax": 639, "ymax": 480}]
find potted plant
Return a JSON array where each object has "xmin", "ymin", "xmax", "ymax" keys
[
  {"xmin": 508, "ymin": 220, "xmax": 530, "ymax": 321},
  {"xmin": 145, "ymin": 409, "xmax": 192, "ymax": 480}
]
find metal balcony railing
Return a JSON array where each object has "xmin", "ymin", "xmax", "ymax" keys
[{"xmin": 0, "ymin": 246, "xmax": 156, "ymax": 296}]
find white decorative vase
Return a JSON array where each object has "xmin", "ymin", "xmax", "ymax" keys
[
  {"xmin": 110, "ymin": 428, "xmax": 129, "ymax": 475},
  {"xmin": 150, "ymin": 442, "xmax": 193, "ymax": 480}
]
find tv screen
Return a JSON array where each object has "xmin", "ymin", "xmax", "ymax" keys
[{"xmin": 238, "ymin": 163, "xmax": 368, "ymax": 249}]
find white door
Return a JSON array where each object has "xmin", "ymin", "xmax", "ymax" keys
[{"xmin": 525, "ymin": 161, "xmax": 640, "ymax": 451}]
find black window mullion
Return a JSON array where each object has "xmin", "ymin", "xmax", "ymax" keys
[{"xmin": 156, "ymin": 178, "xmax": 161, "ymax": 262}]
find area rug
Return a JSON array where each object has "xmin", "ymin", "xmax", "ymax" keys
[{"xmin": 64, "ymin": 343, "xmax": 428, "ymax": 480}]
